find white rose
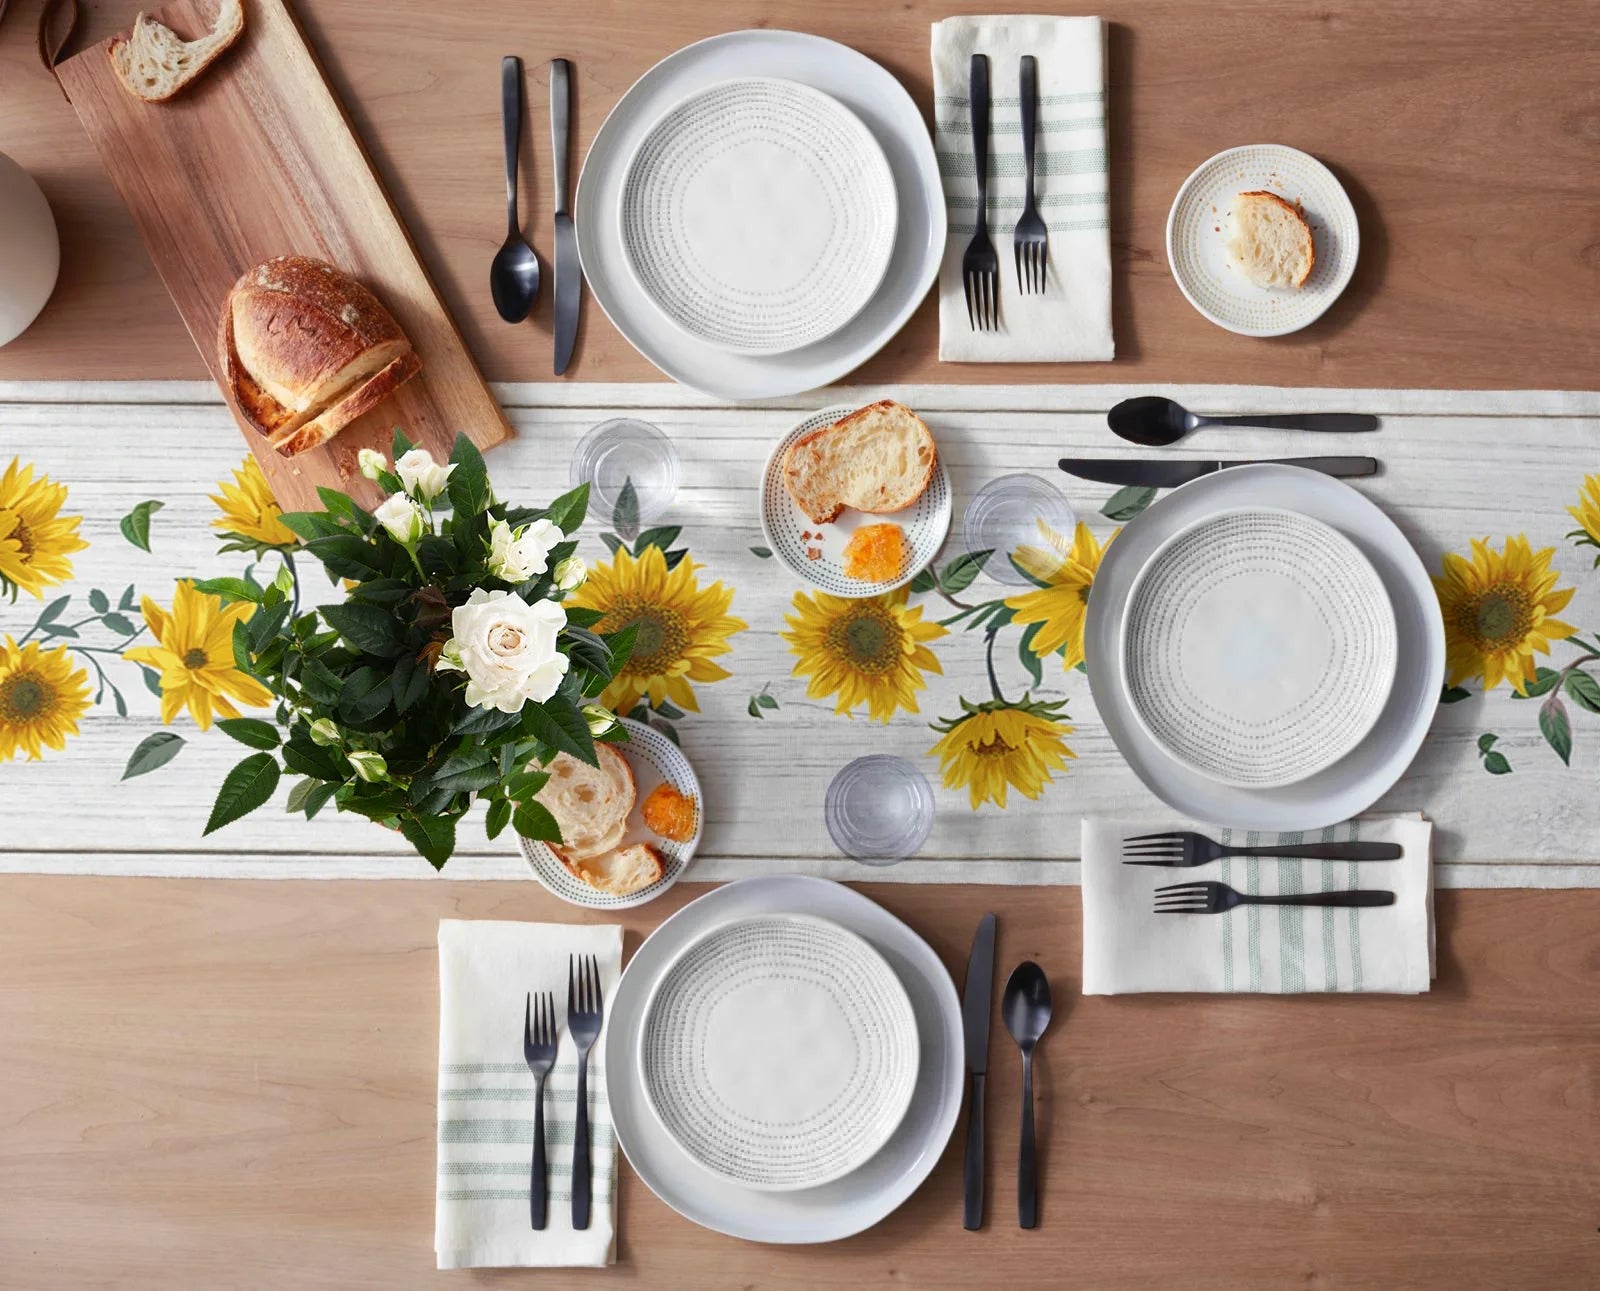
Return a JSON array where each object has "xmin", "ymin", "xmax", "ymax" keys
[
  {"xmin": 439, "ymin": 589, "xmax": 568, "ymax": 713},
  {"xmin": 395, "ymin": 448, "xmax": 456, "ymax": 501},
  {"xmin": 357, "ymin": 448, "xmax": 387, "ymax": 481},
  {"xmin": 374, "ymin": 493, "xmax": 425, "ymax": 544},
  {"xmin": 487, "ymin": 517, "xmax": 563, "ymax": 583},
  {"xmin": 554, "ymin": 555, "xmax": 587, "ymax": 591}
]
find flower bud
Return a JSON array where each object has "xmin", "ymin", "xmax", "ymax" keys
[
  {"xmin": 554, "ymin": 555, "xmax": 587, "ymax": 591},
  {"xmin": 357, "ymin": 448, "xmax": 387, "ymax": 482},
  {"xmin": 347, "ymin": 750, "xmax": 388, "ymax": 783},
  {"xmin": 582, "ymin": 704, "xmax": 617, "ymax": 737},
  {"xmin": 308, "ymin": 717, "xmax": 341, "ymax": 746},
  {"xmin": 395, "ymin": 448, "xmax": 456, "ymax": 502},
  {"xmin": 374, "ymin": 493, "xmax": 426, "ymax": 545}
]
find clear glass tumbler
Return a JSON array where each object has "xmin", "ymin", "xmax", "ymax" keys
[
  {"xmin": 962, "ymin": 472, "xmax": 1077, "ymax": 586},
  {"xmin": 570, "ymin": 418, "xmax": 679, "ymax": 526},
  {"xmin": 824, "ymin": 755, "xmax": 936, "ymax": 866}
]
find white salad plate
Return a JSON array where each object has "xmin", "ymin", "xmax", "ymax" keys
[
  {"xmin": 576, "ymin": 30, "xmax": 946, "ymax": 399},
  {"xmin": 1166, "ymin": 143, "xmax": 1359, "ymax": 337},
  {"xmin": 605, "ymin": 875, "xmax": 963, "ymax": 1244},
  {"xmin": 638, "ymin": 913, "xmax": 919, "ymax": 1191},
  {"xmin": 519, "ymin": 717, "xmax": 701, "ymax": 909},
  {"xmin": 1085, "ymin": 466, "xmax": 1443, "ymax": 831},
  {"xmin": 619, "ymin": 78, "xmax": 897, "ymax": 356},
  {"xmin": 1120, "ymin": 507, "xmax": 1397, "ymax": 789},
  {"xmin": 759, "ymin": 406, "xmax": 952, "ymax": 598}
]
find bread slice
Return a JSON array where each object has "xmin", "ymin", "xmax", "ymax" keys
[
  {"xmin": 109, "ymin": 0, "xmax": 245, "ymax": 103},
  {"xmin": 534, "ymin": 745, "xmax": 635, "ymax": 863},
  {"xmin": 1226, "ymin": 191, "xmax": 1315, "ymax": 289},
  {"xmin": 561, "ymin": 843, "xmax": 664, "ymax": 898},
  {"xmin": 782, "ymin": 401, "xmax": 937, "ymax": 525}
]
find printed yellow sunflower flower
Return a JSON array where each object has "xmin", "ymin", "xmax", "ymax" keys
[
  {"xmin": 124, "ymin": 580, "xmax": 273, "ymax": 730},
  {"xmin": 1567, "ymin": 473, "xmax": 1600, "ymax": 563},
  {"xmin": 0, "ymin": 636, "xmax": 93, "ymax": 762},
  {"xmin": 929, "ymin": 697, "xmax": 1076, "ymax": 810},
  {"xmin": 0, "ymin": 457, "xmax": 90, "ymax": 599},
  {"xmin": 1434, "ymin": 535, "xmax": 1576, "ymax": 693},
  {"xmin": 210, "ymin": 455, "xmax": 296, "ymax": 549},
  {"xmin": 568, "ymin": 544, "xmax": 745, "ymax": 713},
  {"xmin": 1005, "ymin": 520, "xmax": 1116, "ymax": 672},
  {"xmin": 782, "ymin": 587, "xmax": 947, "ymax": 722}
]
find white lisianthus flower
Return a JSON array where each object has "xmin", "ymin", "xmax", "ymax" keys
[
  {"xmin": 487, "ymin": 517, "xmax": 563, "ymax": 583},
  {"xmin": 375, "ymin": 493, "xmax": 425, "ymax": 545},
  {"xmin": 308, "ymin": 717, "xmax": 341, "ymax": 747},
  {"xmin": 437, "ymin": 589, "xmax": 569, "ymax": 713},
  {"xmin": 582, "ymin": 703, "xmax": 616, "ymax": 737},
  {"xmin": 357, "ymin": 448, "xmax": 387, "ymax": 481},
  {"xmin": 347, "ymin": 750, "xmax": 388, "ymax": 782},
  {"xmin": 553, "ymin": 555, "xmax": 587, "ymax": 591},
  {"xmin": 395, "ymin": 448, "xmax": 456, "ymax": 501}
]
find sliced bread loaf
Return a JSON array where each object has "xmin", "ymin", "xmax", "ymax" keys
[
  {"xmin": 562, "ymin": 843, "xmax": 664, "ymax": 898},
  {"xmin": 782, "ymin": 400, "xmax": 937, "ymax": 525},
  {"xmin": 1226, "ymin": 191, "xmax": 1315, "ymax": 289},
  {"xmin": 534, "ymin": 745, "xmax": 635, "ymax": 863},
  {"xmin": 109, "ymin": 0, "xmax": 245, "ymax": 103}
]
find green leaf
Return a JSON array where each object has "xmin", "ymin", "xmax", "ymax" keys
[
  {"xmin": 485, "ymin": 798, "xmax": 512, "ymax": 841},
  {"xmin": 216, "ymin": 717, "xmax": 281, "ymax": 750},
  {"xmin": 757, "ymin": 692, "xmax": 778, "ymax": 710},
  {"xmin": 747, "ymin": 696, "xmax": 765, "ymax": 718},
  {"xmin": 600, "ymin": 532, "xmax": 624, "ymax": 557},
  {"xmin": 1476, "ymin": 732, "xmax": 1498, "ymax": 755},
  {"xmin": 37, "ymin": 594, "xmax": 70, "ymax": 626},
  {"xmin": 1539, "ymin": 694, "xmax": 1572, "ymax": 766},
  {"xmin": 391, "ymin": 427, "xmax": 415, "ymax": 459},
  {"xmin": 139, "ymin": 666, "xmax": 163, "ymax": 698},
  {"xmin": 454, "ymin": 704, "xmax": 522, "ymax": 737},
  {"xmin": 1440, "ymin": 684, "xmax": 1472, "ymax": 704},
  {"xmin": 634, "ymin": 525, "xmax": 682, "ymax": 555},
  {"xmin": 281, "ymin": 738, "xmax": 347, "ymax": 782},
  {"xmin": 304, "ymin": 533, "xmax": 387, "ymax": 582},
  {"xmin": 446, "ymin": 435, "xmax": 491, "ymax": 516},
  {"xmin": 1017, "ymin": 622, "xmax": 1045, "ymax": 688},
  {"xmin": 601, "ymin": 621, "xmax": 641, "ymax": 675},
  {"xmin": 503, "ymin": 768, "xmax": 550, "ymax": 801},
  {"xmin": 337, "ymin": 667, "xmax": 393, "ymax": 723},
  {"xmin": 1482, "ymin": 750, "xmax": 1513, "ymax": 775},
  {"xmin": 512, "ymin": 799, "xmax": 564, "ymax": 843},
  {"xmin": 907, "ymin": 567, "xmax": 938, "ymax": 595},
  {"xmin": 347, "ymin": 577, "xmax": 413, "ymax": 607},
  {"xmin": 277, "ymin": 510, "xmax": 342, "ymax": 542},
  {"xmin": 428, "ymin": 751, "xmax": 501, "ymax": 795},
  {"xmin": 316, "ymin": 487, "xmax": 373, "ymax": 533},
  {"xmin": 320, "ymin": 602, "xmax": 404, "ymax": 657},
  {"xmin": 192, "ymin": 576, "xmax": 265, "ymax": 606},
  {"xmin": 1564, "ymin": 669, "xmax": 1600, "ymax": 714},
  {"xmin": 543, "ymin": 482, "xmax": 589, "ymax": 534},
  {"xmin": 286, "ymin": 777, "xmax": 317, "ymax": 814},
  {"xmin": 1512, "ymin": 667, "xmax": 1561, "ymax": 699},
  {"xmin": 298, "ymin": 657, "xmax": 344, "ymax": 706},
  {"xmin": 392, "ymin": 652, "xmax": 430, "ymax": 714},
  {"xmin": 521, "ymin": 694, "xmax": 597, "ymax": 765},
  {"xmin": 39, "ymin": 624, "xmax": 79, "ymax": 639},
  {"xmin": 100, "ymin": 612, "xmax": 137, "ymax": 636},
  {"xmin": 399, "ymin": 812, "xmax": 457, "ymax": 869},
  {"xmin": 203, "ymin": 753, "xmax": 281, "ymax": 835},
  {"xmin": 245, "ymin": 600, "xmax": 291, "ymax": 653},
  {"xmin": 119, "ymin": 499, "xmax": 165, "ymax": 552},
  {"xmin": 1101, "ymin": 486, "xmax": 1157, "ymax": 522},
  {"xmin": 119, "ymin": 584, "xmax": 138, "ymax": 611},
  {"xmin": 939, "ymin": 550, "xmax": 991, "ymax": 595},
  {"xmin": 121, "ymin": 732, "xmax": 185, "ymax": 779},
  {"xmin": 88, "ymin": 588, "xmax": 109, "ymax": 613},
  {"xmin": 612, "ymin": 477, "xmax": 640, "ymax": 543}
]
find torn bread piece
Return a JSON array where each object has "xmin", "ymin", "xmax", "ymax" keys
[{"xmin": 109, "ymin": 0, "xmax": 245, "ymax": 103}]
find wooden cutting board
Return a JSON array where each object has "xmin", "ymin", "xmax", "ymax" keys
[{"xmin": 55, "ymin": 0, "xmax": 512, "ymax": 514}]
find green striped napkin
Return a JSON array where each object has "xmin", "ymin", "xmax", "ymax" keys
[
  {"xmin": 436, "ymin": 920, "xmax": 620, "ymax": 1268},
  {"xmin": 1081, "ymin": 817, "xmax": 1435, "ymax": 994},
  {"xmin": 932, "ymin": 16, "xmax": 1113, "ymax": 361}
]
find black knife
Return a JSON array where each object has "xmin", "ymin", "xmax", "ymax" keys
[
  {"xmin": 550, "ymin": 59, "xmax": 580, "ymax": 375},
  {"xmin": 961, "ymin": 912, "xmax": 997, "ymax": 1231},
  {"xmin": 1058, "ymin": 456, "xmax": 1377, "ymax": 488}
]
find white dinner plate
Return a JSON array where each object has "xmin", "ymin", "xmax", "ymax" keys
[
  {"xmin": 605, "ymin": 875, "xmax": 964, "ymax": 1244},
  {"xmin": 1166, "ymin": 144, "xmax": 1359, "ymax": 337},
  {"xmin": 619, "ymin": 78, "xmax": 897, "ymax": 355},
  {"xmin": 1120, "ymin": 507, "xmax": 1397, "ymax": 789},
  {"xmin": 518, "ymin": 718, "xmax": 701, "ymax": 909},
  {"xmin": 576, "ymin": 30, "xmax": 946, "ymax": 399},
  {"xmin": 759, "ymin": 406, "xmax": 952, "ymax": 598},
  {"xmin": 638, "ymin": 913, "xmax": 919, "ymax": 1191},
  {"xmin": 1085, "ymin": 466, "xmax": 1443, "ymax": 831}
]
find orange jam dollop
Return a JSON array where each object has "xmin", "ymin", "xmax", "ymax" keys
[
  {"xmin": 841, "ymin": 523, "xmax": 907, "ymax": 582},
  {"xmin": 641, "ymin": 783, "xmax": 697, "ymax": 843}
]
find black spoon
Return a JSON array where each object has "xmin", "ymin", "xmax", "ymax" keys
[
  {"xmin": 490, "ymin": 56, "xmax": 540, "ymax": 323},
  {"xmin": 1108, "ymin": 396, "xmax": 1379, "ymax": 447},
  {"xmin": 1001, "ymin": 960, "xmax": 1052, "ymax": 1230}
]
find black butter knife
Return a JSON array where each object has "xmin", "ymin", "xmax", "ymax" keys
[
  {"xmin": 961, "ymin": 912, "xmax": 997, "ymax": 1230},
  {"xmin": 1058, "ymin": 456, "xmax": 1377, "ymax": 488}
]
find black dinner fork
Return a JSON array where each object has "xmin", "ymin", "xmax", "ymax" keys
[
  {"xmin": 962, "ymin": 53, "xmax": 998, "ymax": 331},
  {"xmin": 522, "ymin": 991, "xmax": 558, "ymax": 1230},
  {"xmin": 1125, "ymin": 830, "xmax": 1403, "ymax": 867},
  {"xmin": 1154, "ymin": 881, "xmax": 1396, "ymax": 914},
  {"xmin": 1012, "ymin": 54, "xmax": 1047, "ymax": 293},
  {"xmin": 567, "ymin": 954, "xmax": 604, "ymax": 1231}
]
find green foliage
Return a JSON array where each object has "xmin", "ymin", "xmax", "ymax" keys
[
  {"xmin": 1100, "ymin": 485, "xmax": 1157, "ymax": 522},
  {"xmin": 119, "ymin": 499, "xmax": 165, "ymax": 552}
]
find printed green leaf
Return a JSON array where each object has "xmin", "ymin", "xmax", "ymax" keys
[
  {"xmin": 1538, "ymin": 694, "xmax": 1572, "ymax": 766},
  {"xmin": 119, "ymin": 584, "xmax": 138, "ymax": 611},
  {"xmin": 1563, "ymin": 669, "xmax": 1600, "ymax": 714},
  {"xmin": 600, "ymin": 532, "xmax": 624, "ymax": 557},
  {"xmin": 1439, "ymin": 684, "xmax": 1472, "ymax": 704},
  {"xmin": 203, "ymin": 753, "xmax": 281, "ymax": 835},
  {"xmin": 446, "ymin": 435, "xmax": 491, "ymax": 516},
  {"xmin": 1101, "ymin": 486, "xmax": 1156, "ymax": 522},
  {"xmin": 1017, "ymin": 622, "xmax": 1045, "ymax": 688},
  {"xmin": 939, "ymin": 550, "xmax": 991, "ymax": 595},
  {"xmin": 1512, "ymin": 667, "xmax": 1561, "ymax": 699},
  {"xmin": 100, "ymin": 612, "xmax": 137, "ymax": 637},
  {"xmin": 119, "ymin": 499, "xmax": 165, "ymax": 552},
  {"xmin": 612, "ymin": 477, "xmax": 640, "ymax": 543},
  {"xmin": 749, "ymin": 546, "xmax": 773, "ymax": 559},
  {"xmin": 37, "ymin": 595, "xmax": 70, "ymax": 626},
  {"xmin": 400, "ymin": 812, "xmax": 457, "ymax": 869},
  {"xmin": 634, "ymin": 525, "xmax": 682, "ymax": 555},
  {"xmin": 512, "ymin": 799, "xmax": 564, "ymax": 844},
  {"xmin": 216, "ymin": 717, "xmax": 282, "ymax": 750},
  {"xmin": 121, "ymin": 731, "xmax": 185, "ymax": 780},
  {"xmin": 139, "ymin": 666, "xmax": 163, "ymax": 698},
  {"xmin": 88, "ymin": 588, "xmax": 109, "ymax": 613},
  {"xmin": 1482, "ymin": 750, "xmax": 1513, "ymax": 775},
  {"xmin": 1476, "ymin": 732, "xmax": 1498, "ymax": 755}
]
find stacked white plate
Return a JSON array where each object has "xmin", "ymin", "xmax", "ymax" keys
[{"xmin": 605, "ymin": 876, "xmax": 964, "ymax": 1243}]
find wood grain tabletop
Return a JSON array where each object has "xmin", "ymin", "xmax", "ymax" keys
[{"xmin": 0, "ymin": 0, "xmax": 1595, "ymax": 389}]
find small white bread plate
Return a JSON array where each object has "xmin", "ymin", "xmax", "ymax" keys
[
  {"xmin": 519, "ymin": 718, "xmax": 701, "ymax": 909},
  {"xmin": 1085, "ymin": 465, "xmax": 1443, "ymax": 831},
  {"xmin": 575, "ymin": 30, "xmax": 945, "ymax": 400},
  {"xmin": 619, "ymin": 78, "xmax": 897, "ymax": 356},
  {"xmin": 1120, "ymin": 507, "xmax": 1397, "ymax": 789},
  {"xmin": 760, "ymin": 406, "xmax": 952, "ymax": 598},
  {"xmin": 638, "ymin": 913, "xmax": 919, "ymax": 1191},
  {"xmin": 1166, "ymin": 143, "xmax": 1358, "ymax": 337},
  {"xmin": 606, "ymin": 875, "xmax": 963, "ymax": 1244}
]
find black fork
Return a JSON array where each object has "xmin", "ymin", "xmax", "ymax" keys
[
  {"xmin": 1125, "ymin": 830, "xmax": 1403, "ymax": 867},
  {"xmin": 1154, "ymin": 881, "xmax": 1396, "ymax": 914},
  {"xmin": 522, "ymin": 991, "xmax": 558, "ymax": 1230},
  {"xmin": 567, "ymin": 954, "xmax": 604, "ymax": 1231}
]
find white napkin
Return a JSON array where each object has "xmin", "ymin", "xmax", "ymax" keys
[
  {"xmin": 1081, "ymin": 818, "xmax": 1435, "ymax": 995},
  {"xmin": 931, "ymin": 16, "xmax": 1113, "ymax": 361},
  {"xmin": 436, "ymin": 920, "xmax": 622, "ymax": 1269}
]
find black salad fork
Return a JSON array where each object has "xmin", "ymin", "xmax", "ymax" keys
[
  {"xmin": 567, "ymin": 954, "xmax": 604, "ymax": 1231},
  {"xmin": 522, "ymin": 991, "xmax": 558, "ymax": 1230},
  {"xmin": 1125, "ymin": 830, "xmax": 1403, "ymax": 867},
  {"xmin": 1012, "ymin": 54, "xmax": 1047, "ymax": 293},
  {"xmin": 962, "ymin": 53, "xmax": 998, "ymax": 331},
  {"xmin": 1155, "ymin": 881, "xmax": 1396, "ymax": 914}
]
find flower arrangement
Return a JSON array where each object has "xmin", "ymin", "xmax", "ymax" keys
[{"xmin": 186, "ymin": 431, "xmax": 633, "ymax": 867}]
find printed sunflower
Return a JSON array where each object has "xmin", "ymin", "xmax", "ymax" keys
[
  {"xmin": 124, "ymin": 580, "xmax": 273, "ymax": 730},
  {"xmin": 0, "ymin": 636, "xmax": 93, "ymax": 762},
  {"xmin": 0, "ymin": 457, "xmax": 90, "ymax": 600},
  {"xmin": 928, "ymin": 694, "xmax": 1076, "ymax": 810},
  {"xmin": 782, "ymin": 586, "xmax": 948, "ymax": 722},
  {"xmin": 211, "ymin": 455, "xmax": 297, "ymax": 553},
  {"xmin": 1005, "ymin": 520, "xmax": 1116, "ymax": 672},
  {"xmin": 1434, "ymin": 535, "xmax": 1576, "ymax": 693}
]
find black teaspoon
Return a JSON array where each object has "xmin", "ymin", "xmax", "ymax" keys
[
  {"xmin": 1108, "ymin": 396, "xmax": 1379, "ymax": 447},
  {"xmin": 1001, "ymin": 960, "xmax": 1053, "ymax": 1229}
]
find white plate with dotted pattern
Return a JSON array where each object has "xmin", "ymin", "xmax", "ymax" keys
[
  {"xmin": 518, "ymin": 718, "xmax": 702, "ymax": 909},
  {"xmin": 637, "ymin": 912, "xmax": 919, "ymax": 1191},
  {"xmin": 759, "ymin": 406, "xmax": 952, "ymax": 598},
  {"xmin": 1166, "ymin": 143, "xmax": 1358, "ymax": 337},
  {"xmin": 619, "ymin": 78, "xmax": 897, "ymax": 355}
]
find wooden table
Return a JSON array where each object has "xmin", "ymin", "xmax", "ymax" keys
[{"xmin": 1, "ymin": 0, "xmax": 1598, "ymax": 1286}]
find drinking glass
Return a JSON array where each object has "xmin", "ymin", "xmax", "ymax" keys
[
  {"xmin": 962, "ymin": 472, "xmax": 1076, "ymax": 586},
  {"xmin": 824, "ymin": 755, "xmax": 935, "ymax": 866},
  {"xmin": 570, "ymin": 418, "xmax": 679, "ymax": 525}
]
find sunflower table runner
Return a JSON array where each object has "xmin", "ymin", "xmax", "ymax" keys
[{"xmin": 1, "ymin": 382, "xmax": 1597, "ymax": 887}]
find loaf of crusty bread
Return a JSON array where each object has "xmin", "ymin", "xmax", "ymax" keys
[
  {"xmin": 109, "ymin": 0, "xmax": 245, "ymax": 103},
  {"xmin": 1226, "ymin": 191, "xmax": 1315, "ymax": 289},
  {"xmin": 535, "ymin": 745, "xmax": 635, "ymax": 863},
  {"xmin": 782, "ymin": 401, "xmax": 937, "ymax": 526},
  {"xmin": 218, "ymin": 256, "xmax": 421, "ymax": 457},
  {"xmin": 561, "ymin": 843, "xmax": 664, "ymax": 897}
]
